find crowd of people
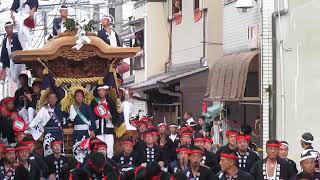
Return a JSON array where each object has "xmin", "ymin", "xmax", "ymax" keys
[
  {"xmin": 0, "ymin": 1, "xmax": 319, "ymax": 180},
  {"xmin": 0, "ymin": 72, "xmax": 319, "ymax": 180}
]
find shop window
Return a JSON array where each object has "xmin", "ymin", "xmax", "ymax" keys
[
  {"xmin": 194, "ymin": 0, "xmax": 202, "ymax": 22},
  {"xmin": 173, "ymin": 0, "xmax": 182, "ymax": 25}
]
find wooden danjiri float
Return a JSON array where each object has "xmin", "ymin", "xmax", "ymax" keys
[{"xmin": 11, "ymin": 31, "xmax": 140, "ymax": 156}]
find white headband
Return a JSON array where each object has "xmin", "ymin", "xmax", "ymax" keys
[
  {"xmin": 301, "ymin": 138, "xmax": 313, "ymax": 144},
  {"xmin": 97, "ymin": 85, "xmax": 109, "ymax": 90},
  {"xmin": 4, "ymin": 23, "xmax": 13, "ymax": 27},
  {"xmin": 281, "ymin": 142, "xmax": 289, "ymax": 147}
]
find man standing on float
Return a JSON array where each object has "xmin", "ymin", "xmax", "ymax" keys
[{"xmin": 90, "ymin": 85, "xmax": 119, "ymax": 159}]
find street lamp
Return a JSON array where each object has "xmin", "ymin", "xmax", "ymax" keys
[{"xmin": 235, "ymin": 0, "xmax": 254, "ymax": 12}]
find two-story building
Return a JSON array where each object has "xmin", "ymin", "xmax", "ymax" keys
[{"xmin": 122, "ymin": 0, "xmax": 222, "ymax": 125}]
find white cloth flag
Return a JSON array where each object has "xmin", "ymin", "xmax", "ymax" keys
[{"xmin": 29, "ymin": 106, "xmax": 51, "ymax": 140}]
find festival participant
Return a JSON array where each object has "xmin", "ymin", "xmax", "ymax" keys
[
  {"xmin": 112, "ymin": 138, "xmax": 135, "ymax": 180},
  {"xmin": 2, "ymin": 97, "xmax": 16, "ymax": 113},
  {"xmin": 20, "ymin": 135, "xmax": 49, "ymax": 179},
  {"xmin": 217, "ymin": 149, "xmax": 254, "ymax": 180},
  {"xmin": 11, "ymin": 0, "xmax": 39, "ymax": 49},
  {"xmin": 299, "ymin": 149, "xmax": 320, "ymax": 179},
  {"xmin": 1, "ymin": 110, "xmax": 16, "ymax": 144},
  {"xmin": 69, "ymin": 89, "xmax": 95, "ymax": 163},
  {"xmin": 0, "ymin": 21, "xmax": 23, "ymax": 71},
  {"xmin": 45, "ymin": 140, "xmax": 69, "ymax": 180},
  {"xmin": 157, "ymin": 123, "xmax": 174, "ymax": 163},
  {"xmin": 235, "ymin": 134, "xmax": 260, "ymax": 173},
  {"xmin": 14, "ymin": 143, "xmax": 41, "ymax": 179},
  {"xmin": 301, "ymin": 132, "xmax": 320, "ymax": 172},
  {"xmin": 183, "ymin": 112, "xmax": 195, "ymax": 125},
  {"xmin": 52, "ymin": 5, "xmax": 70, "ymax": 36},
  {"xmin": 0, "ymin": 146, "xmax": 17, "ymax": 180},
  {"xmin": 90, "ymin": 85, "xmax": 119, "ymax": 159},
  {"xmin": 29, "ymin": 92, "xmax": 65, "ymax": 156},
  {"xmin": 179, "ymin": 126, "xmax": 193, "ymax": 148},
  {"xmin": 97, "ymin": 15, "xmax": 121, "ymax": 47},
  {"xmin": 93, "ymin": 140, "xmax": 119, "ymax": 175},
  {"xmin": 185, "ymin": 146, "xmax": 214, "ymax": 180},
  {"xmin": 169, "ymin": 123, "xmax": 180, "ymax": 148},
  {"xmin": 119, "ymin": 88, "xmax": 136, "ymax": 131},
  {"xmin": 18, "ymin": 80, "xmax": 42, "ymax": 124},
  {"xmin": 81, "ymin": 152, "xmax": 119, "ymax": 180},
  {"xmin": 279, "ymin": 141, "xmax": 298, "ymax": 174},
  {"xmin": 134, "ymin": 161, "xmax": 171, "ymax": 180},
  {"xmin": 250, "ymin": 140, "xmax": 296, "ymax": 179},
  {"xmin": 193, "ymin": 133, "xmax": 219, "ymax": 174},
  {"xmin": 14, "ymin": 74, "xmax": 32, "ymax": 110},
  {"xmin": 204, "ymin": 136, "xmax": 214, "ymax": 152},
  {"xmin": 134, "ymin": 130, "xmax": 163, "ymax": 166},
  {"xmin": 216, "ymin": 129, "xmax": 238, "ymax": 162},
  {"xmin": 168, "ymin": 146, "xmax": 190, "ymax": 174},
  {"xmin": 113, "ymin": 138, "xmax": 135, "ymax": 167}
]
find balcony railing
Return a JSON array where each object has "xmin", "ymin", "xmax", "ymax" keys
[{"xmin": 134, "ymin": 0, "xmax": 145, "ymax": 9}]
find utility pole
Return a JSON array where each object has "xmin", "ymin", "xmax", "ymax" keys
[{"xmin": 93, "ymin": 4, "xmax": 100, "ymax": 31}]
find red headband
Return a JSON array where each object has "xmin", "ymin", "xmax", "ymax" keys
[
  {"xmin": 51, "ymin": 140, "xmax": 63, "ymax": 146},
  {"xmin": 176, "ymin": 148, "xmax": 190, "ymax": 154},
  {"xmin": 143, "ymin": 132, "xmax": 154, "ymax": 137},
  {"xmin": 0, "ymin": 144, "xmax": 6, "ymax": 148},
  {"xmin": 226, "ymin": 130, "xmax": 238, "ymax": 137},
  {"xmin": 189, "ymin": 150, "xmax": 203, "ymax": 155},
  {"xmin": 94, "ymin": 144, "xmax": 107, "ymax": 150},
  {"xmin": 2, "ymin": 147, "xmax": 16, "ymax": 153},
  {"xmin": 193, "ymin": 138, "xmax": 205, "ymax": 143},
  {"xmin": 267, "ymin": 143, "xmax": 281, "ymax": 148},
  {"xmin": 180, "ymin": 132, "xmax": 192, "ymax": 136},
  {"xmin": 236, "ymin": 135, "xmax": 251, "ymax": 142},
  {"xmin": 151, "ymin": 131, "xmax": 160, "ymax": 136},
  {"xmin": 2, "ymin": 97, "xmax": 14, "ymax": 104},
  {"xmin": 220, "ymin": 153, "xmax": 238, "ymax": 160},
  {"xmin": 19, "ymin": 140, "xmax": 35, "ymax": 145},
  {"xmin": 122, "ymin": 141, "xmax": 134, "ymax": 146},
  {"xmin": 151, "ymin": 173, "xmax": 162, "ymax": 180},
  {"xmin": 15, "ymin": 146, "xmax": 31, "ymax": 151}
]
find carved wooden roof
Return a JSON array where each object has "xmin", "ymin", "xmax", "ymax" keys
[{"xmin": 11, "ymin": 34, "xmax": 140, "ymax": 63}]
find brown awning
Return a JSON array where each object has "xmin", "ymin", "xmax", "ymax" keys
[{"xmin": 205, "ymin": 50, "xmax": 260, "ymax": 101}]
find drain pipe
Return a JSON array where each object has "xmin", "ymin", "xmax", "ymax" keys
[
  {"xmin": 271, "ymin": 0, "xmax": 289, "ymax": 139},
  {"xmin": 165, "ymin": 16, "xmax": 173, "ymax": 73},
  {"xmin": 200, "ymin": 8, "xmax": 208, "ymax": 67}
]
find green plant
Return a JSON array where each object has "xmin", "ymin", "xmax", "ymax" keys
[
  {"xmin": 83, "ymin": 20, "xmax": 96, "ymax": 32},
  {"xmin": 64, "ymin": 19, "xmax": 77, "ymax": 31}
]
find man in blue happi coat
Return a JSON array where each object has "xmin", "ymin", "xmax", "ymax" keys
[
  {"xmin": 97, "ymin": 15, "xmax": 121, "ymax": 47},
  {"xmin": 69, "ymin": 89, "xmax": 96, "ymax": 163}
]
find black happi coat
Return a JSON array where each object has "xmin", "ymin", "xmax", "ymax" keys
[
  {"xmin": 168, "ymin": 160, "xmax": 190, "ymax": 174},
  {"xmin": 217, "ymin": 170, "xmax": 255, "ymax": 180},
  {"xmin": 14, "ymin": 86, "xmax": 32, "ymax": 110},
  {"xmin": 0, "ymin": 33, "xmax": 22, "ymax": 68},
  {"xmin": 250, "ymin": 157, "xmax": 296, "ymax": 180},
  {"xmin": 158, "ymin": 135, "xmax": 175, "ymax": 163},
  {"xmin": 44, "ymin": 154, "xmax": 69, "ymax": 180},
  {"xmin": 133, "ymin": 143, "xmax": 163, "ymax": 166},
  {"xmin": 82, "ymin": 162, "xmax": 119, "ymax": 180},
  {"xmin": 185, "ymin": 166, "xmax": 216, "ymax": 180},
  {"xmin": 0, "ymin": 115, "xmax": 15, "ymax": 144},
  {"xmin": 112, "ymin": 152, "xmax": 135, "ymax": 167},
  {"xmin": 14, "ymin": 160, "xmax": 41, "ymax": 180},
  {"xmin": 236, "ymin": 149, "xmax": 260, "ymax": 173},
  {"xmin": 0, "ymin": 159, "xmax": 15, "ymax": 180},
  {"xmin": 30, "ymin": 152, "xmax": 49, "ymax": 178},
  {"xmin": 202, "ymin": 149, "xmax": 220, "ymax": 174},
  {"xmin": 287, "ymin": 158, "xmax": 298, "ymax": 174},
  {"xmin": 90, "ymin": 97, "xmax": 119, "ymax": 135}
]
